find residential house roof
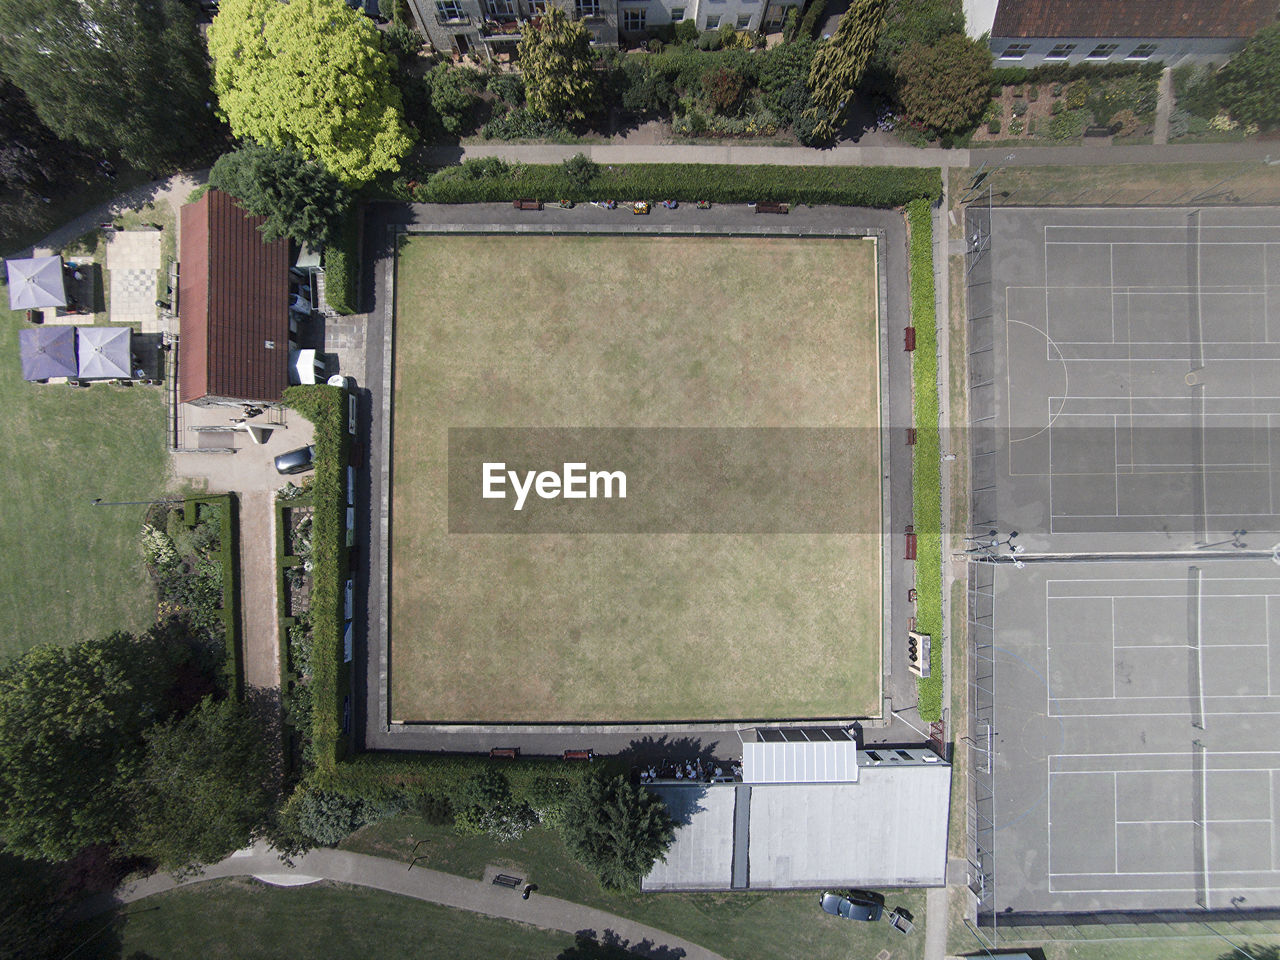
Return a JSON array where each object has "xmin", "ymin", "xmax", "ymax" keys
[
  {"xmin": 178, "ymin": 189, "xmax": 289, "ymax": 404},
  {"xmin": 992, "ymin": 0, "xmax": 1278, "ymax": 39}
]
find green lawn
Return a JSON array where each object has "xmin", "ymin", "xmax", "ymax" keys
[
  {"xmin": 342, "ymin": 816, "xmax": 928, "ymax": 960},
  {"xmin": 391, "ymin": 235, "xmax": 883, "ymax": 722},
  {"xmin": 108, "ymin": 877, "xmax": 575, "ymax": 960},
  {"xmin": 0, "ymin": 289, "xmax": 169, "ymax": 658}
]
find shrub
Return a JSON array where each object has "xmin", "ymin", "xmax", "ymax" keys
[
  {"xmin": 418, "ymin": 161, "xmax": 942, "ymax": 206},
  {"xmin": 648, "ymin": 38, "xmax": 663, "ymax": 53},
  {"xmin": 1027, "ymin": 84, "xmax": 1039, "ymax": 101},
  {"xmin": 1063, "ymin": 79, "xmax": 1089, "ymax": 109},
  {"xmin": 427, "ymin": 64, "xmax": 481, "ymax": 136},
  {"xmin": 674, "ymin": 18, "xmax": 700, "ymax": 44},
  {"xmin": 1172, "ymin": 63, "xmax": 1218, "ymax": 119},
  {"xmin": 907, "ymin": 198, "xmax": 942, "ymax": 720},
  {"xmin": 797, "ymin": 0, "xmax": 828, "ymax": 39},
  {"xmin": 1216, "ymin": 22, "xmax": 1280, "ymax": 128},
  {"xmin": 561, "ymin": 152, "xmax": 600, "ymax": 188},
  {"xmin": 896, "ymin": 34, "xmax": 993, "ymax": 135},
  {"xmin": 323, "ymin": 207, "xmax": 359, "ymax": 315},
  {"xmin": 987, "ymin": 118, "xmax": 1000, "ymax": 135},
  {"xmin": 1008, "ymin": 118, "xmax": 1023, "ymax": 135},
  {"xmin": 486, "ymin": 72, "xmax": 525, "ymax": 107},
  {"xmin": 1049, "ymin": 108, "xmax": 1086, "ymax": 141},
  {"xmin": 1109, "ymin": 108, "xmax": 1140, "ymax": 137},
  {"xmin": 481, "ymin": 106, "xmax": 572, "ymax": 141},
  {"xmin": 1011, "ymin": 100, "xmax": 1027, "ymax": 118},
  {"xmin": 701, "ymin": 65, "xmax": 747, "ymax": 114},
  {"xmin": 287, "ymin": 787, "xmax": 380, "ymax": 845}
]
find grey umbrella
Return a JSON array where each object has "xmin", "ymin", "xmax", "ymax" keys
[
  {"xmin": 19, "ymin": 327, "xmax": 78, "ymax": 380},
  {"xmin": 6, "ymin": 256, "xmax": 67, "ymax": 310},
  {"xmin": 76, "ymin": 325, "xmax": 132, "ymax": 379}
]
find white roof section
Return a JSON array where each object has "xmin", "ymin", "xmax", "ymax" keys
[
  {"xmin": 747, "ymin": 765, "xmax": 951, "ymax": 888},
  {"xmin": 643, "ymin": 786, "xmax": 736, "ymax": 891},
  {"xmin": 964, "ymin": 0, "xmax": 999, "ymax": 36},
  {"xmin": 742, "ymin": 740, "xmax": 859, "ymax": 784}
]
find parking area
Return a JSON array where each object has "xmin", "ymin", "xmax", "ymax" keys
[{"xmin": 965, "ymin": 207, "xmax": 1280, "ymax": 917}]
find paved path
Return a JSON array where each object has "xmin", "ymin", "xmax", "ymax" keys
[
  {"xmin": 924, "ymin": 887, "xmax": 948, "ymax": 960},
  {"xmin": 238, "ymin": 491, "xmax": 281, "ymax": 690},
  {"xmin": 1153, "ymin": 67, "xmax": 1174, "ymax": 146},
  {"xmin": 427, "ymin": 139, "xmax": 1279, "ymax": 169},
  {"xmin": 92, "ymin": 843, "xmax": 729, "ymax": 960}
]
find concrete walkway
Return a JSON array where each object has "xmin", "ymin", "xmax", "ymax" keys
[
  {"xmin": 427, "ymin": 139, "xmax": 1280, "ymax": 170},
  {"xmin": 95, "ymin": 843, "xmax": 729, "ymax": 960},
  {"xmin": 924, "ymin": 887, "xmax": 948, "ymax": 960}
]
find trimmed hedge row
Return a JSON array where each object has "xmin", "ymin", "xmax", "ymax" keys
[
  {"xmin": 283, "ymin": 386, "xmax": 351, "ymax": 771},
  {"xmin": 323, "ymin": 206, "xmax": 359, "ymax": 316},
  {"xmin": 183, "ymin": 494, "xmax": 242, "ymax": 700},
  {"xmin": 991, "ymin": 60, "xmax": 1161, "ymax": 89},
  {"xmin": 412, "ymin": 160, "xmax": 943, "ymax": 208},
  {"xmin": 907, "ymin": 198, "xmax": 943, "ymax": 721}
]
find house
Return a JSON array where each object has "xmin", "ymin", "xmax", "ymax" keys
[
  {"xmin": 988, "ymin": 0, "xmax": 1279, "ymax": 67},
  {"xmin": 407, "ymin": 0, "xmax": 801, "ymax": 61},
  {"xmin": 178, "ymin": 189, "xmax": 291, "ymax": 407}
]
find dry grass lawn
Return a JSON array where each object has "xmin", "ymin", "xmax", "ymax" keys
[{"xmin": 391, "ymin": 235, "xmax": 882, "ymax": 722}]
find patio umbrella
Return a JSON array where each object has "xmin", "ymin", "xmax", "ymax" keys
[
  {"xmin": 6, "ymin": 256, "xmax": 67, "ymax": 310},
  {"xmin": 19, "ymin": 327, "xmax": 77, "ymax": 380},
  {"xmin": 76, "ymin": 325, "xmax": 132, "ymax": 379}
]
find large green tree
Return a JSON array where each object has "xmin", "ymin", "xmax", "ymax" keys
[
  {"xmin": 0, "ymin": 0, "xmax": 217, "ymax": 168},
  {"xmin": 208, "ymin": 0, "xmax": 413, "ymax": 185},
  {"xmin": 805, "ymin": 0, "xmax": 889, "ymax": 141},
  {"xmin": 1217, "ymin": 23, "xmax": 1280, "ymax": 128},
  {"xmin": 561, "ymin": 772, "xmax": 674, "ymax": 890},
  {"xmin": 517, "ymin": 6, "xmax": 599, "ymax": 122},
  {"xmin": 0, "ymin": 632, "xmax": 182, "ymax": 861},
  {"xmin": 128, "ymin": 697, "xmax": 275, "ymax": 871},
  {"xmin": 209, "ymin": 142, "xmax": 351, "ymax": 248},
  {"xmin": 895, "ymin": 33, "xmax": 992, "ymax": 135}
]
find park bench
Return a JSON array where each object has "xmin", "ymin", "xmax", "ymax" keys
[
  {"xmin": 489, "ymin": 747, "xmax": 518, "ymax": 759},
  {"xmin": 755, "ymin": 201, "xmax": 789, "ymax": 214},
  {"xmin": 492, "ymin": 874, "xmax": 523, "ymax": 888},
  {"xmin": 563, "ymin": 749, "xmax": 594, "ymax": 761},
  {"xmin": 1084, "ymin": 125, "xmax": 1114, "ymax": 138},
  {"xmin": 905, "ymin": 524, "xmax": 917, "ymax": 561},
  {"xmin": 513, "ymin": 199, "xmax": 543, "ymax": 210},
  {"xmin": 904, "ymin": 326, "xmax": 916, "ymax": 351}
]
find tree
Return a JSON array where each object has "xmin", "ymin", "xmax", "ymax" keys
[
  {"xmin": 451, "ymin": 770, "xmax": 537, "ymax": 842},
  {"xmin": 209, "ymin": 143, "xmax": 351, "ymax": 248},
  {"xmin": 426, "ymin": 64, "xmax": 481, "ymax": 136},
  {"xmin": 128, "ymin": 697, "xmax": 275, "ymax": 871},
  {"xmin": 0, "ymin": 0, "xmax": 218, "ymax": 168},
  {"xmin": 874, "ymin": 0, "xmax": 963, "ymax": 70},
  {"xmin": 895, "ymin": 33, "xmax": 993, "ymax": 135},
  {"xmin": 208, "ymin": 0, "xmax": 413, "ymax": 185},
  {"xmin": 517, "ymin": 6, "xmax": 599, "ymax": 122},
  {"xmin": 1217, "ymin": 23, "xmax": 1280, "ymax": 128},
  {"xmin": 805, "ymin": 0, "xmax": 889, "ymax": 142},
  {"xmin": 560, "ymin": 772, "xmax": 674, "ymax": 890},
  {"xmin": 0, "ymin": 632, "xmax": 183, "ymax": 861}
]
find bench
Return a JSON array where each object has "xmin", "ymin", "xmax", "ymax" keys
[
  {"xmin": 905, "ymin": 524, "xmax": 917, "ymax": 561},
  {"xmin": 906, "ymin": 428, "xmax": 917, "ymax": 446},
  {"xmin": 563, "ymin": 749, "xmax": 594, "ymax": 761},
  {"xmin": 513, "ymin": 199, "xmax": 543, "ymax": 210},
  {"xmin": 492, "ymin": 874, "xmax": 523, "ymax": 888},
  {"xmin": 755, "ymin": 201, "xmax": 789, "ymax": 214},
  {"xmin": 489, "ymin": 748, "xmax": 518, "ymax": 759},
  {"xmin": 904, "ymin": 326, "xmax": 916, "ymax": 351}
]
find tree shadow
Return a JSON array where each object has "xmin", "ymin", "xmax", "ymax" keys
[
  {"xmin": 615, "ymin": 735, "xmax": 719, "ymax": 769},
  {"xmin": 559, "ymin": 929, "xmax": 688, "ymax": 960}
]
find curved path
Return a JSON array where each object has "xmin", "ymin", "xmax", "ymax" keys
[{"xmin": 91, "ymin": 842, "xmax": 730, "ymax": 960}]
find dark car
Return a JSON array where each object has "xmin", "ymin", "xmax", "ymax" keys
[
  {"xmin": 274, "ymin": 444, "xmax": 316, "ymax": 475},
  {"xmin": 819, "ymin": 890, "xmax": 883, "ymax": 922}
]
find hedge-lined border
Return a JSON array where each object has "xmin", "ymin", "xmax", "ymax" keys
[
  {"xmin": 182, "ymin": 494, "xmax": 242, "ymax": 701},
  {"xmin": 277, "ymin": 495, "xmax": 316, "ymax": 771},
  {"xmin": 907, "ymin": 198, "xmax": 943, "ymax": 721},
  {"xmin": 407, "ymin": 162, "xmax": 943, "ymax": 208},
  {"xmin": 323, "ymin": 207, "xmax": 360, "ymax": 316},
  {"xmin": 283, "ymin": 386, "xmax": 352, "ymax": 771}
]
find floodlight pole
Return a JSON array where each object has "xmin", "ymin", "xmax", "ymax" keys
[{"xmin": 90, "ymin": 497, "xmax": 185, "ymax": 507}]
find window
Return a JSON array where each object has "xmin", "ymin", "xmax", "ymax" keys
[
  {"xmin": 736, "ymin": 12, "xmax": 751, "ymax": 27},
  {"xmin": 530, "ymin": 0, "xmax": 547, "ymax": 11},
  {"xmin": 670, "ymin": 5, "xmax": 684, "ymax": 18},
  {"xmin": 999, "ymin": 42, "xmax": 1030, "ymax": 59},
  {"xmin": 1044, "ymin": 43, "xmax": 1076, "ymax": 59},
  {"xmin": 623, "ymin": 6, "xmax": 645, "ymax": 29},
  {"xmin": 489, "ymin": 0, "xmax": 515, "ymax": 14},
  {"xmin": 1128, "ymin": 43, "xmax": 1158, "ymax": 59},
  {"xmin": 1086, "ymin": 42, "xmax": 1118, "ymax": 59},
  {"xmin": 705, "ymin": 13, "xmax": 719, "ymax": 27},
  {"xmin": 575, "ymin": 0, "xmax": 599, "ymax": 15},
  {"xmin": 436, "ymin": 0, "xmax": 464, "ymax": 20}
]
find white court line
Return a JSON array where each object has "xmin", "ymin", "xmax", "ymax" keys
[
  {"xmin": 1049, "ymin": 883, "xmax": 1280, "ymax": 895},
  {"xmin": 1114, "ymin": 772, "xmax": 1119, "ymax": 874},
  {"xmin": 1115, "ymin": 819, "xmax": 1275, "ymax": 825},
  {"xmin": 1112, "ymin": 643, "xmax": 1269, "ymax": 649},
  {"xmin": 1049, "ymin": 764, "xmax": 1280, "ymax": 772},
  {"xmin": 1050, "ymin": 750, "xmax": 1280, "ymax": 758}
]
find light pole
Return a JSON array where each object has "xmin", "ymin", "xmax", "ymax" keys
[
  {"xmin": 1198, "ymin": 530, "xmax": 1247, "ymax": 549},
  {"xmin": 90, "ymin": 496, "xmax": 185, "ymax": 508}
]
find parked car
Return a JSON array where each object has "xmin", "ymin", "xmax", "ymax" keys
[
  {"xmin": 819, "ymin": 890, "xmax": 883, "ymax": 922},
  {"xmin": 274, "ymin": 444, "xmax": 316, "ymax": 475}
]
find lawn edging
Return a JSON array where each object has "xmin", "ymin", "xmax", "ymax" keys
[
  {"xmin": 907, "ymin": 198, "xmax": 943, "ymax": 721},
  {"xmin": 283, "ymin": 385, "xmax": 352, "ymax": 770},
  {"xmin": 403, "ymin": 161, "xmax": 943, "ymax": 208}
]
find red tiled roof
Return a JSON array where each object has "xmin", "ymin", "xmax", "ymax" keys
[
  {"xmin": 178, "ymin": 190, "xmax": 289, "ymax": 404},
  {"xmin": 992, "ymin": 0, "xmax": 1278, "ymax": 39}
]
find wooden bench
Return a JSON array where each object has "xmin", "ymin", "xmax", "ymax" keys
[
  {"xmin": 492, "ymin": 874, "xmax": 523, "ymax": 888},
  {"xmin": 563, "ymin": 749, "xmax": 594, "ymax": 761},
  {"xmin": 755, "ymin": 201, "xmax": 789, "ymax": 214},
  {"xmin": 513, "ymin": 199, "xmax": 543, "ymax": 210},
  {"xmin": 489, "ymin": 747, "xmax": 518, "ymax": 759},
  {"xmin": 904, "ymin": 326, "xmax": 916, "ymax": 351},
  {"xmin": 905, "ymin": 524, "xmax": 917, "ymax": 561}
]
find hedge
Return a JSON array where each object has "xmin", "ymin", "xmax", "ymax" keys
[
  {"xmin": 284, "ymin": 385, "xmax": 351, "ymax": 771},
  {"xmin": 411, "ymin": 160, "xmax": 942, "ymax": 208},
  {"xmin": 182, "ymin": 494, "xmax": 242, "ymax": 700},
  {"xmin": 907, "ymin": 198, "xmax": 943, "ymax": 721},
  {"xmin": 323, "ymin": 206, "xmax": 359, "ymax": 316},
  {"xmin": 991, "ymin": 60, "xmax": 1161, "ymax": 90}
]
